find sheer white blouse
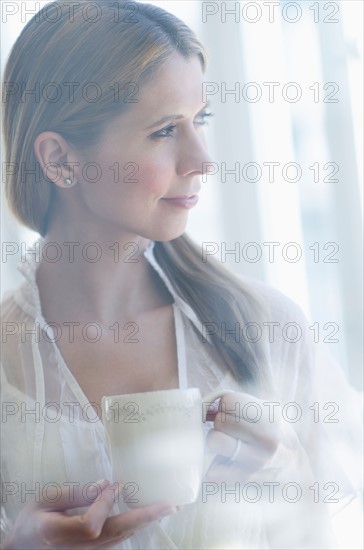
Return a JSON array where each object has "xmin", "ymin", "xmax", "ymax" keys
[{"xmin": 1, "ymin": 238, "xmax": 362, "ymax": 549}]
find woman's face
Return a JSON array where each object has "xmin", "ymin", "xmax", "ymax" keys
[{"xmin": 74, "ymin": 53, "xmax": 213, "ymax": 242}]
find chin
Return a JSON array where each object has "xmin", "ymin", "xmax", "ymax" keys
[{"xmin": 143, "ymin": 223, "xmax": 187, "ymax": 243}]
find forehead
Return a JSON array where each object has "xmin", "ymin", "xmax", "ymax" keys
[
  {"xmin": 138, "ymin": 53, "xmax": 204, "ymax": 104},
  {"xmin": 118, "ymin": 54, "xmax": 205, "ymax": 125}
]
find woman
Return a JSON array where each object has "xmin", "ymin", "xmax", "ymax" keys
[{"xmin": 1, "ymin": 1, "xmax": 361, "ymax": 548}]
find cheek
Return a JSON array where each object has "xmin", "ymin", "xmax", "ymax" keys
[
  {"xmin": 78, "ymin": 157, "xmax": 172, "ymax": 213},
  {"xmin": 134, "ymin": 161, "xmax": 172, "ymax": 196}
]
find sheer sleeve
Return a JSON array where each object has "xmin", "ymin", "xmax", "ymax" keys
[
  {"xmin": 277, "ymin": 294, "xmax": 362, "ymax": 504},
  {"xmin": 0, "ymin": 291, "xmax": 41, "ymax": 538},
  {"xmin": 299, "ymin": 339, "xmax": 362, "ymax": 500},
  {"xmin": 250, "ymin": 280, "xmax": 363, "ymax": 548}
]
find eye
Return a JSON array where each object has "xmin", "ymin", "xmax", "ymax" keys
[
  {"xmin": 195, "ymin": 111, "xmax": 214, "ymax": 126},
  {"xmin": 152, "ymin": 124, "xmax": 177, "ymax": 140},
  {"xmin": 151, "ymin": 111, "xmax": 214, "ymax": 139}
]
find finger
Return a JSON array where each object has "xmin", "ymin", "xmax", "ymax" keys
[
  {"xmin": 206, "ymin": 455, "xmax": 256, "ymax": 483},
  {"xmin": 96, "ymin": 529, "xmax": 136, "ymax": 549},
  {"xmin": 67, "ymin": 503, "xmax": 179, "ymax": 548},
  {"xmin": 207, "ymin": 429, "xmax": 272, "ymax": 466},
  {"xmin": 207, "ymin": 429, "xmax": 244, "ymax": 460},
  {"xmin": 214, "ymin": 412, "xmax": 282, "ymax": 452},
  {"xmin": 96, "ymin": 503, "xmax": 178, "ymax": 542},
  {"xmin": 206, "ymin": 455, "xmax": 247, "ymax": 482},
  {"xmin": 38, "ymin": 480, "xmax": 110, "ymax": 511},
  {"xmin": 41, "ymin": 482, "xmax": 116, "ymax": 545},
  {"xmin": 214, "ymin": 394, "xmax": 280, "ymax": 448}
]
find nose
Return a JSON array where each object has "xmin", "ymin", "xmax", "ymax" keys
[{"xmin": 175, "ymin": 129, "xmax": 215, "ymax": 178}]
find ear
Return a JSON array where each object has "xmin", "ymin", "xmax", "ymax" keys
[{"xmin": 33, "ymin": 132, "xmax": 81, "ymax": 188}]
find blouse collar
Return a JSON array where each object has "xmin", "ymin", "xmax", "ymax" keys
[{"xmin": 16, "ymin": 237, "xmax": 211, "ymax": 343}]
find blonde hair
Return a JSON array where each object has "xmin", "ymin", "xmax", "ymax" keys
[
  {"xmin": 2, "ymin": 0, "xmax": 207, "ymax": 235},
  {"xmin": 2, "ymin": 0, "xmax": 272, "ymax": 391}
]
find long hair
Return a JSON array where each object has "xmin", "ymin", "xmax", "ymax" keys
[{"xmin": 2, "ymin": 0, "xmax": 272, "ymax": 392}]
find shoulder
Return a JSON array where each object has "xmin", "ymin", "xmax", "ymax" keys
[
  {"xmin": 240, "ymin": 275, "xmax": 309, "ymax": 328},
  {"xmin": 1, "ymin": 285, "xmax": 34, "ymax": 392},
  {"xmin": 1, "ymin": 283, "xmax": 33, "ymax": 325}
]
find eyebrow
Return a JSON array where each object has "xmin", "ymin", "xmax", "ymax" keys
[{"xmin": 144, "ymin": 100, "xmax": 211, "ymax": 131}]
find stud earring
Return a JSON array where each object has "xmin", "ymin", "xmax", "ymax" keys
[{"xmin": 64, "ymin": 178, "xmax": 73, "ymax": 186}]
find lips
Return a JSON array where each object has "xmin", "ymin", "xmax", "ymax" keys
[
  {"xmin": 161, "ymin": 194, "xmax": 199, "ymax": 209},
  {"xmin": 168, "ymin": 195, "xmax": 195, "ymax": 199}
]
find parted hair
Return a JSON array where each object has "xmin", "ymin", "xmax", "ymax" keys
[{"xmin": 2, "ymin": 0, "xmax": 271, "ymax": 392}]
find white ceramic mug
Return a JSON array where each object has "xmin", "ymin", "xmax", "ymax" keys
[{"xmin": 101, "ymin": 387, "xmax": 234, "ymax": 507}]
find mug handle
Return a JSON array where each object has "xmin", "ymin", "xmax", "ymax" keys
[{"xmin": 201, "ymin": 389, "xmax": 236, "ymax": 423}]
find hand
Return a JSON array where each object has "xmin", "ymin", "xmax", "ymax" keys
[
  {"xmin": 205, "ymin": 392, "xmax": 313, "ymax": 483},
  {"xmin": 1, "ymin": 480, "xmax": 178, "ymax": 549}
]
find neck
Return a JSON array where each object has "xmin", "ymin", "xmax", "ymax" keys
[{"xmin": 35, "ymin": 226, "xmax": 171, "ymax": 325}]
